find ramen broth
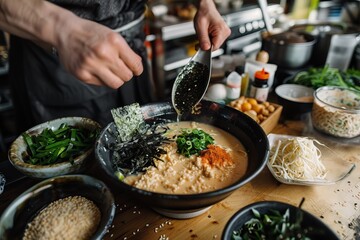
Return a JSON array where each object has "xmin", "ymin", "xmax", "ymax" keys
[{"xmin": 123, "ymin": 121, "xmax": 248, "ymax": 194}]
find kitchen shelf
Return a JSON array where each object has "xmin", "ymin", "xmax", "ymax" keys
[
  {"xmin": 160, "ymin": 21, "xmax": 196, "ymax": 41},
  {"xmin": 164, "ymin": 48, "xmax": 224, "ymax": 72}
]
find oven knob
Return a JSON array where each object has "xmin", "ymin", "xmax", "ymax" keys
[
  {"xmin": 245, "ymin": 23, "xmax": 252, "ymax": 31},
  {"xmin": 239, "ymin": 26, "xmax": 246, "ymax": 34},
  {"xmin": 252, "ymin": 21, "xmax": 259, "ymax": 29},
  {"xmin": 258, "ymin": 20, "xmax": 265, "ymax": 29}
]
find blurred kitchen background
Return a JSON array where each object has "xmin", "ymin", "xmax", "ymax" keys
[{"xmin": 0, "ymin": 0, "xmax": 359, "ymax": 158}]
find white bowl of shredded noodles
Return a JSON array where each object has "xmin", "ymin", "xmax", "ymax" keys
[
  {"xmin": 267, "ymin": 134, "xmax": 355, "ymax": 185},
  {"xmin": 311, "ymin": 86, "xmax": 360, "ymax": 138}
]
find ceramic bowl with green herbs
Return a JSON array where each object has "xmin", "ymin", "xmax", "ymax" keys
[
  {"xmin": 8, "ymin": 117, "xmax": 101, "ymax": 178},
  {"xmin": 222, "ymin": 200, "xmax": 339, "ymax": 240}
]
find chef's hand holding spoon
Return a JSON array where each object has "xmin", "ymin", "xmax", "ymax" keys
[{"xmin": 171, "ymin": 0, "xmax": 231, "ymax": 117}]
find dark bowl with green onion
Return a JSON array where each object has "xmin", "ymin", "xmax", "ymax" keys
[
  {"xmin": 95, "ymin": 100, "xmax": 269, "ymax": 219},
  {"xmin": 222, "ymin": 201, "xmax": 339, "ymax": 240},
  {"xmin": 8, "ymin": 117, "xmax": 101, "ymax": 179}
]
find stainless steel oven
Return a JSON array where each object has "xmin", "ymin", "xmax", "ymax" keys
[{"xmin": 224, "ymin": 4, "xmax": 283, "ymax": 55}]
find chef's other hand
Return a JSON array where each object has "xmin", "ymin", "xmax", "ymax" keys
[
  {"xmin": 194, "ymin": 0, "xmax": 231, "ymax": 51},
  {"xmin": 0, "ymin": 0, "xmax": 143, "ymax": 90},
  {"xmin": 57, "ymin": 18, "xmax": 143, "ymax": 89}
]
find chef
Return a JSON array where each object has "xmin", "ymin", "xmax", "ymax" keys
[{"xmin": 0, "ymin": 0, "xmax": 230, "ymax": 132}]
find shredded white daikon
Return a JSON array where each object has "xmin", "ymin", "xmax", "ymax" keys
[{"xmin": 269, "ymin": 137, "xmax": 327, "ymax": 181}]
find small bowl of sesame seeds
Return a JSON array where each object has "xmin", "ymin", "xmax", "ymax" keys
[{"xmin": 0, "ymin": 174, "xmax": 116, "ymax": 240}]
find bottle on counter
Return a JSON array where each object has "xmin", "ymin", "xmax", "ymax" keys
[
  {"xmin": 250, "ymin": 68, "xmax": 269, "ymax": 102},
  {"xmin": 235, "ymin": 66, "xmax": 250, "ymax": 97},
  {"xmin": 225, "ymin": 71, "xmax": 242, "ymax": 100},
  {"xmin": 244, "ymin": 51, "xmax": 277, "ymax": 92},
  {"xmin": 240, "ymin": 71, "xmax": 250, "ymax": 97}
]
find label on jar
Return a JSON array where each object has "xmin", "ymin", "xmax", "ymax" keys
[{"xmin": 250, "ymin": 86, "xmax": 269, "ymax": 102}]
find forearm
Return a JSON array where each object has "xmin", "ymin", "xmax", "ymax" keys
[
  {"xmin": 0, "ymin": 0, "xmax": 75, "ymax": 47},
  {"xmin": 0, "ymin": 0, "xmax": 145, "ymax": 89}
]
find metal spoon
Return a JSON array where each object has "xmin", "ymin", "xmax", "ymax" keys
[{"xmin": 171, "ymin": 46, "xmax": 212, "ymax": 118}]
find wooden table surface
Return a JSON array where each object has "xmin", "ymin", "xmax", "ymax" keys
[{"xmin": 1, "ymin": 117, "xmax": 359, "ymax": 240}]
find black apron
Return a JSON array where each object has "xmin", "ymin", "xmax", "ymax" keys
[{"xmin": 9, "ymin": 0, "xmax": 154, "ymax": 133}]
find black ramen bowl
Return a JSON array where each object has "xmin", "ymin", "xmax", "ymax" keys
[
  {"xmin": 0, "ymin": 174, "xmax": 116, "ymax": 240},
  {"xmin": 222, "ymin": 201, "xmax": 339, "ymax": 240},
  {"xmin": 95, "ymin": 100, "xmax": 269, "ymax": 218}
]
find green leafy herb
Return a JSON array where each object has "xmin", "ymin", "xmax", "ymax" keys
[
  {"xmin": 342, "ymin": 68, "xmax": 360, "ymax": 91},
  {"xmin": 176, "ymin": 128, "xmax": 214, "ymax": 157},
  {"xmin": 22, "ymin": 123, "xmax": 99, "ymax": 165},
  {"xmin": 291, "ymin": 66, "xmax": 360, "ymax": 92},
  {"xmin": 231, "ymin": 206, "xmax": 314, "ymax": 240}
]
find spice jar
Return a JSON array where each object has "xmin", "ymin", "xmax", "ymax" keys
[{"xmin": 250, "ymin": 68, "xmax": 269, "ymax": 102}]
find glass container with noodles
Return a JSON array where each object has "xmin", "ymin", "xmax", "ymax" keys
[{"xmin": 311, "ymin": 86, "xmax": 360, "ymax": 138}]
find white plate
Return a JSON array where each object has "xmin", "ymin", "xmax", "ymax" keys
[{"xmin": 267, "ymin": 133, "xmax": 356, "ymax": 185}]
